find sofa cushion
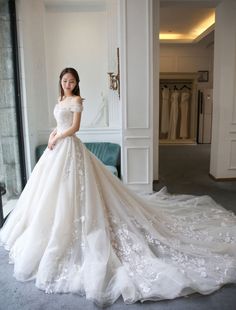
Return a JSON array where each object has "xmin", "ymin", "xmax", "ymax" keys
[
  {"xmin": 35, "ymin": 145, "xmax": 48, "ymax": 162},
  {"xmin": 84, "ymin": 142, "xmax": 120, "ymax": 167},
  {"xmin": 35, "ymin": 142, "xmax": 120, "ymax": 177}
]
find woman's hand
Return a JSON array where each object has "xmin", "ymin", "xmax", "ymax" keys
[
  {"xmin": 48, "ymin": 132, "xmax": 62, "ymax": 150},
  {"xmin": 49, "ymin": 128, "xmax": 57, "ymax": 138}
]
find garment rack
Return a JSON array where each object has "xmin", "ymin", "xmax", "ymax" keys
[{"xmin": 160, "ymin": 81, "xmax": 193, "ymax": 84}]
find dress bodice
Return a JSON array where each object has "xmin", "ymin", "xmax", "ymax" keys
[
  {"xmin": 171, "ymin": 90, "xmax": 179, "ymax": 104},
  {"xmin": 54, "ymin": 97, "xmax": 83, "ymax": 133},
  {"xmin": 162, "ymin": 87, "xmax": 169, "ymax": 101}
]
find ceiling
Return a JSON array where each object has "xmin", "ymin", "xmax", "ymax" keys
[
  {"xmin": 160, "ymin": 0, "xmax": 220, "ymax": 44},
  {"xmin": 44, "ymin": 0, "xmax": 218, "ymax": 45}
]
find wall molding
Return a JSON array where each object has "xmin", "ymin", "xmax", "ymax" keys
[
  {"xmin": 44, "ymin": 1, "xmax": 107, "ymax": 12},
  {"xmin": 125, "ymin": 146, "xmax": 150, "ymax": 184},
  {"xmin": 124, "ymin": 135, "xmax": 150, "ymax": 140},
  {"xmin": 125, "ymin": 0, "xmax": 150, "ymax": 130},
  {"xmin": 229, "ymin": 139, "xmax": 236, "ymax": 170},
  {"xmin": 119, "ymin": 0, "xmax": 154, "ymax": 191},
  {"xmin": 232, "ymin": 31, "xmax": 236, "ymax": 125}
]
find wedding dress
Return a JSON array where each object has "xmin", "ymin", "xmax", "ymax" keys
[
  {"xmin": 161, "ymin": 87, "xmax": 170, "ymax": 134},
  {"xmin": 168, "ymin": 90, "xmax": 179, "ymax": 140},
  {"xmin": 180, "ymin": 91, "xmax": 190, "ymax": 139},
  {"xmin": 1, "ymin": 98, "xmax": 236, "ymax": 306}
]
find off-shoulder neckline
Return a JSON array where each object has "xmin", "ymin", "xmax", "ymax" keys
[
  {"xmin": 58, "ymin": 95, "xmax": 80, "ymax": 101},
  {"xmin": 56, "ymin": 101, "xmax": 83, "ymax": 108},
  {"xmin": 57, "ymin": 96, "xmax": 82, "ymax": 105},
  {"xmin": 58, "ymin": 96, "xmax": 82, "ymax": 104}
]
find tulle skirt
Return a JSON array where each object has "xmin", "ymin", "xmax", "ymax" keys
[{"xmin": 1, "ymin": 136, "xmax": 236, "ymax": 306}]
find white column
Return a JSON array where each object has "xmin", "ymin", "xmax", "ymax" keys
[
  {"xmin": 153, "ymin": 0, "xmax": 160, "ymax": 181},
  {"xmin": 210, "ymin": 0, "xmax": 236, "ymax": 179},
  {"xmin": 119, "ymin": 0, "xmax": 158, "ymax": 191}
]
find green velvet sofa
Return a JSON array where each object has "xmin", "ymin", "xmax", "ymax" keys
[{"xmin": 35, "ymin": 142, "xmax": 121, "ymax": 178}]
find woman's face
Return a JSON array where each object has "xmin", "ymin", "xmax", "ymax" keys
[{"xmin": 61, "ymin": 73, "xmax": 77, "ymax": 95}]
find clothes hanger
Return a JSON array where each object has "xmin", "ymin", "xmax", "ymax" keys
[
  {"xmin": 181, "ymin": 85, "xmax": 191, "ymax": 90},
  {"xmin": 162, "ymin": 84, "xmax": 169, "ymax": 91}
]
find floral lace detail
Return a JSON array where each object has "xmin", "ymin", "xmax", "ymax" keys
[
  {"xmin": 39, "ymin": 140, "xmax": 86, "ymax": 294},
  {"xmin": 142, "ymin": 228, "xmax": 234, "ymax": 285},
  {"xmin": 106, "ymin": 203, "xmax": 236, "ymax": 296},
  {"xmin": 159, "ymin": 208, "xmax": 236, "ymax": 243},
  {"xmin": 53, "ymin": 99, "xmax": 84, "ymax": 181},
  {"xmin": 54, "ymin": 98, "xmax": 83, "ymax": 133},
  {"xmin": 1, "ymin": 99, "xmax": 236, "ymax": 304},
  {"xmin": 62, "ymin": 137, "xmax": 85, "ymax": 181}
]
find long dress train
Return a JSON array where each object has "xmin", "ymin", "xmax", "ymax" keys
[{"xmin": 0, "ymin": 98, "xmax": 236, "ymax": 306}]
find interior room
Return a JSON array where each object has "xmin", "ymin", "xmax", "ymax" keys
[
  {"xmin": 0, "ymin": 0, "xmax": 236, "ymax": 309},
  {"xmin": 159, "ymin": 2, "xmax": 215, "ymax": 145},
  {"xmin": 157, "ymin": 1, "xmax": 216, "ymax": 189},
  {"xmin": 155, "ymin": 0, "xmax": 236, "ymax": 200}
]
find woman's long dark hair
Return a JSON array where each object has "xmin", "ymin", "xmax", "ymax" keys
[{"xmin": 59, "ymin": 67, "xmax": 81, "ymax": 101}]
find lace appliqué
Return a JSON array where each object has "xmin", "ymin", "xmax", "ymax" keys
[
  {"xmin": 107, "ymin": 204, "xmax": 236, "ymax": 296},
  {"xmin": 41, "ymin": 140, "xmax": 86, "ymax": 294},
  {"xmin": 54, "ymin": 99, "xmax": 83, "ymax": 133},
  {"xmin": 62, "ymin": 138, "xmax": 85, "ymax": 180}
]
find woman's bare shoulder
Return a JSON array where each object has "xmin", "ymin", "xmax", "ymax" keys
[{"xmin": 72, "ymin": 96, "xmax": 84, "ymax": 104}]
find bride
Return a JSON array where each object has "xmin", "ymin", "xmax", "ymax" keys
[{"xmin": 0, "ymin": 68, "xmax": 236, "ymax": 306}]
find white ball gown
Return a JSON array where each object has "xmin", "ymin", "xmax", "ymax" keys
[{"xmin": 0, "ymin": 98, "xmax": 236, "ymax": 306}]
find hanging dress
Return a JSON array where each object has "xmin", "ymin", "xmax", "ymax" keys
[
  {"xmin": 168, "ymin": 90, "xmax": 179, "ymax": 140},
  {"xmin": 161, "ymin": 87, "xmax": 170, "ymax": 134},
  {"xmin": 180, "ymin": 91, "xmax": 190, "ymax": 139}
]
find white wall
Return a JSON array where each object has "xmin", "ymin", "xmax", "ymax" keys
[
  {"xmin": 17, "ymin": 0, "xmax": 121, "ymax": 171},
  {"xmin": 210, "ymin": 0, "xmax": 236, "ymax": 179},
  {"xmin": 160, "ymin": 42, "xmax": 214, "ymax": 89},
  {"xmin": 107, "ymin": 0, "xmax": 121, "ymax": 129},
  {"xmin": 17, "ymin": 0, "xmax": 157, "ymax": 189},
  {"xmin": 44, "ymin": 6, "xmax": 108, "ymax": 129}
]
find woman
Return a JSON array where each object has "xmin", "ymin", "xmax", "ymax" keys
[{"xmin": 1, "ymin": 68, "xmax": 236, "ymax": 306}]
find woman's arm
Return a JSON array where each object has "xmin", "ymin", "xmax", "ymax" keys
[
  {"xmin": 59, "ymin": 111, "xmax": 82, "ymax": 138},
  {"xmin": 48, "ymin": 128, "xmax": 57, "ymax": 149},
  {"xmin": 48, "ymin": 110, "xmax": 82, "ymax": 150},
  {"xmin": 49, "ymin": 128, "xmax": 57, "ymax": 137}
]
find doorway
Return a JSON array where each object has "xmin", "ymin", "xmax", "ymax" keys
[{"xmin": 157, "ymin": 1, "xmax": 216, "ymax": 188}]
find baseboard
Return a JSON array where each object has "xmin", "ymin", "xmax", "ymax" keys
[{"xmin": 209, "ymin": 173, "xmax": 236, "ymax": 181}]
